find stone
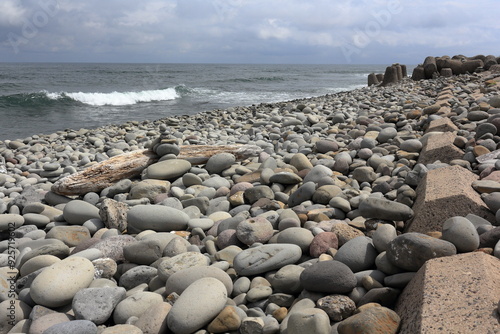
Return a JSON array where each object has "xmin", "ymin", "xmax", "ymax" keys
[
  {"xmin": 0, "ymin": 214, "xmax": 24, "ymax": 231},
  {"xmin": 113, "ymin": 291, "xmax": 163, "ymax": 324},
  {"xmin": 386, "ymin": 233, "xmax": 457, "ymax": 272},
  {"xmin": 100, "ymin": 324, "xmax": 143, "ymax": 334},
  {"xmin": 358, "ymin": 287, "xmax": 400, "ymax": 307},
  {"xmin": 334, "ymin": 236, "xmax": 378, "ymax": 273},
  {"xmin": 331, "ymin": 223, "xmax": 365, "ymax": 247},
  {"xmin": 396, "ymin": 252, "xmax": 500, "ymax": 333},
  {"xmin": 127, "ymin": 204, "xmax": 189, "ymax": 232},
  {"xmin": 30, "ymin": 257, "xmax": 95, "ymax": 308},
  {"xmin": 123, "ymin": 239, "xmax": 162, "ymax": 265},
  {"xmin": 91, "ymin": 235, "xmax": 136, "ymax": 262},
  {"xmin": 441, "ymin": 216, "xmax": 480, "ymax": 252},
  {"xmin": 406, "ymin": 165, "xmax": 495, "ymax": 233},
  {"xmin": 43, "ymin": 320, "xmax": 97, "ymax": 334},
  {"xmin": 303, "ymin": 165, "xmax": 333, "ymax": 183},
  {"xmin": 167, "ymin": 277, "xmax": 228, "ymax": 334},
  {"xmin": 236, "ymin": 216, "xmax": 274, "ymax": 245},
  {"xmin": 0, "ymin": 300, "xmax": 31, "ymax": 334},
  {"xmin": 145, "ymin": 159, "xmax": 191, "ymax": 180},
  {"xmin": 207, "ymin": 305, "xmax": 242, "ymax": 333},
  {"xmin": 372, "ymin": 224, "xmax": 398, "ymax": 253},
  {"xmin": 157, "ymin": 252, "xmax": 210, "ymax": 281},
  {"xmin": 289, "ymin": 153, "xmax": 313, "ymax": 171},
  {"xmin": 72, "ymin": 287, "xmax": 126, "ymax": 325},
  {"xmin": 359, "ymin": 197, "xmax": 414, "ymax": 221},
  {"xmin": 119, "ymin": 265, "xmax": 157, "ymax": 290},
  {"xmin": 352, "ymin": 166, "xmax": 377, "ymax": 183},
  {"xmin": 316, "ymin": 294, "xmax": 356, "ymax": 322},
  {"xmin": 309, "ymin": 232, "xmax": 338, "ymax": 257},
  {"xmin": 20, "ymin": 254, "xmax": 61, "ymax": 277},
  {"xmin": 300, "ymin": 260, "xmax": 356, "ymax": 294},
  {"xmin": 276, "ymin": 227, "xmax": 314, "ymax": 252},
  {"xmin": 205, "ymin": 153, "xmax": 236, "ymax": 174},
  {"xmin": 269, "ymin": 172, "xmax": 303, "ymax": 185},
  {"xmin": 45, "ymin": 226, "xmax": 91, "ymax": 247},
  {"xmin": 288, "ymin": 181, "xmax": 316, "ymax": 207},
  {"xmin": 63, "ymin": 200, "xmax": 100, "ymax": 225},
  {"xmin": 244, "ymin": 185, "xmax": 274, "ymax": 204},
  {"xmin": 28, "ymin": 313, "xmax": 74, "ymax": 334},
  {"xmin": 233, "ymin": 244, "xmax": 302, "ymax": 276},
  {"xmin": 312, "ymin": 185, "xmax": 342, "ymax": 204},
  {"xmin": 129, "ymin": 179, "xmax": 170, "ymax": 201},
  {"xmin": 270, "ymin": 264, "xmax": 305, "ymax": 294},
  {"xmin": 337, "ymin": 306, "xmax": 400, "ymax": 334},
  {"xmin": 134, "ymin": 302, "xmax": 172, "ymax": 334},
  {"xmin": 287, "ymin": 308, "xmax": 331, "ymax": 334},
  {"xmin": 165, "ymin": 265, "xmax": 233, "ymax": 295}
]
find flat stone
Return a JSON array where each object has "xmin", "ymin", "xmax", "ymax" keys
[
  {"xmin": 45, "ymin": 226, "xmax": 91, "ymax": 247},
  {"xmin": 123, "ymin": 239, "xmax": 162, "ymax": 265},
  {"xmin": 269, "ymin": 172, "xmax": 303, "ymax": 184},
  {"xmin": 419, "ymin": 132, "xmax": 464, "ymax": 165},
  {"xmin": 30, "ymin": 257, "xmax": 95, "ymax": 308},
  {"xmin": 127, "ymin": 204, "xmax": 190, "ymax": 232},
  {"xmin": 167, "ymin": 277, "xmax": 228, "ymax": 334},
  {"xmin": 72, "ymin": 287, "xmax": 126, "ymax": 325},
  {"xmin": 276, "ymin": 227, "xmax": 314, "ymax": 252},
  {"xmin": 359, "ymin": 197, "xmax": 414, "ymax": 221},
  {"xmin": 472, "ymin": 180, "xmax": 500, "ymax": 194},
  {"xmin": 406, "ymin": 165, "xmax": 495, "ymax": 233},
  {"xmin": 288, "ymin": 181, "xmax": 316, "ymax": 207},
  {"xmin": 338, "ymin": 306, "xmax": 400, "ymax": 334},
  {"xmin": 63, "ymin": 200, "xmax": 100, "ymax": 225},
  {"xmin": 20, "ymin": 254, "xmax": 61, "ymax": 277},
  {"xmin": 300, "ymin": 260, "xmax": 356, "ymax": 294},
  {"xmin": 165, "ymin": 265, "xmax": 233, "ymax": 295},
  {"xmin": 206, "ymin": 153, "xmax": 236, "ymax": 174},
  {"xmin": 386, "ymin": 233, "xmax": 457, "ymax": 272},
  {"xmin": 233, "ymin": 244, "xmax": 302, "ymax": 276},
  {"xmin": 331, "ymin": 223, "xmax": 365, "ymax": 247},
  {"xmin": 146, "ymin": 159, "xmax": 191, "ymax": 180},
  {"xmin": 396, "ymin": 252, "xmax": 500, "ymax": 333}
]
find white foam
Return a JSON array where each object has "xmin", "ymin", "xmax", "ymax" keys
[{"xmin": 47, "ymin": 88, "xmax": 179, "ymax": 106}]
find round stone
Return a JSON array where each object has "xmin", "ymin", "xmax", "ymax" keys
[
  {"xmin": 334, "ymin": 236, "xmax": 378, "ymax": 273},
  {"xmin": 276, "ymin": 227, "xmax": 314, "ymax": 253},
  {"xmin": 167, "ymin": 277, "xmax": 228, "ymax": 334},
  {"xmin": 205, "ymin": 153, "xmax": 236, "ymax": 174},
  {"xmin": 400, "ymin": 139, "xmax": 423, "ymax": 152},
  {"xmin": 165, "ymin": 265, "xmax": 233, "ymax": 295},
  {"xmin": 372, "ymin": 224, "xmax": 398, "ymax": 253},
  {"xmin": 113, "ymin": 291, "xmax": 163, "ymax": 324},
  {"xmin": 441, "ymin": 216, "xmax": 480, "ymax": 252},
  {"xmin": 157, "ymin": 252, "xmax": 210, "ymax": 281},
  {"xmin": 127, "ymin": 205, "xmax": 189, "ymax": 232},
  {"xmin": 0, "ymin": 214, "xmax": 24, "ymax": 231},
  {"xmin": 236, "ymin": 216, "xmax": 274, "ymax": 245},
  {"xmin": 300, "ymin": 260, "xmax": 356, "ymax": 294},
  {"xmin": 386, "ymin": 232, "xmax": 457, "ymax": 271},
  {"xmin": 146, "ymin": 159, "xmax": 191, "ymax": 180},
  {"xmin": 30, "ymin": 257, "xmax": 95, "ymax": 308},
  {"xmin": 72, "ymin": 287, "xmax": 126, "ymax": 325},
  {"xmin": 63, "ymin": 200, "xmax": 100, "ymax": 225}
]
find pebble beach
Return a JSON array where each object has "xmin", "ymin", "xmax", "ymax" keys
[{"xmin": 1, "ymin": 58, "xmax": 500, "ymax": 334}]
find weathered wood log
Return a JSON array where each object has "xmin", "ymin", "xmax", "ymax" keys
[{"xmin": 51, "ymin": 144, "xmax": 261, "ymax": 196}]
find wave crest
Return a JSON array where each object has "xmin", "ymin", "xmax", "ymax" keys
[{"xmin": 52, "ymin": 88, "xmax": 179, "ymax": 106}]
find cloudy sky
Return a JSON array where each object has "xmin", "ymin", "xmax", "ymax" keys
[{"xmin": 1, "ymin": 0, "xmax": 499, "ymax": 64}]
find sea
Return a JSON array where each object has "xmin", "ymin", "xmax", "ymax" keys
[{"xmin": 0, "ymin": 63, "xmax": 394, "ymax": 141}]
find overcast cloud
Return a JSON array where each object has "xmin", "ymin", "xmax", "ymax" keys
[{"xmin": 0, "ymin": 0, "xmax": 499, "ymax": 64}]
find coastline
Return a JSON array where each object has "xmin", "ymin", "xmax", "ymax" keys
[{"xmin": 1, "ymin": 67, "xmax": 500, "ymax": 333}]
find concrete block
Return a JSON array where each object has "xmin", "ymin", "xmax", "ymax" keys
[
  {"xmin": 419, "ymin": 132, "xmax": 463, "ymax": 165},
  {"xmin": 396, "ymin": 252, "xmax": 500, "ymax": 333},
  {"xmin": 426, "ymin": 118, "xmax": 458, "ymax": 133},
  {"xmin": 405, "ymin": 165, "xmax": 494, "ymax": 233}
]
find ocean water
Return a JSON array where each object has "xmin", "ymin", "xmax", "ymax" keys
[{"xmin": 0, "ymin": 63, "xmax": 389, "ymax": 140}]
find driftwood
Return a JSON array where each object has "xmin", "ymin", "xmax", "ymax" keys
[{"xmin": 51, "ymin": 144, "xmax": 260, "ymax": 196}]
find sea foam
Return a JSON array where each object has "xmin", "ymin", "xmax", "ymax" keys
[{"xmin": 47, "ymin": 88, "xmax": 179, "ymax": 106}]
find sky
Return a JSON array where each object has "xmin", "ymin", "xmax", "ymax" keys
[{"xmin": 0, "ymin": 0, "xmax": 499, "ymax": 64}]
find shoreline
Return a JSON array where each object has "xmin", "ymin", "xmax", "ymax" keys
[{"xmin": 1, "ymin": 69, "xmax": 500, "ymax": 333}]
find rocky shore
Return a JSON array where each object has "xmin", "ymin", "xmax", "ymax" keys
[{"xmin": 1, "ymin": 64, "xmax": 500, "ymax": 334}]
